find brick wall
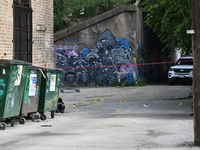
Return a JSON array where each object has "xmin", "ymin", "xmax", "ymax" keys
[
  {"xmin": 32, "ymin": 0, "xmax": 54, "ymax": 68},
  {"xmin": 0, "ymin": 1, "xmax": 13, "ymax": 59},
  {"xmin": 0, "ymin": 0, "xmax": 54, "ymax": 68}
]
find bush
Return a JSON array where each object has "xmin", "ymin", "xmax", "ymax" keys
[
  {"xmin": 111, "ymin": 78, "xmax": 123, "ymax": 87},
  {"xmin": 54, "ymin": 0, "xmax": 130, "ymax": 31},
  {"xmin": 96, "ymin": 82, "xmax": 104, "ymax": 87},
  {"xmin": 137, "ymin": 78, "xmax": 147, "ymax": 86}
]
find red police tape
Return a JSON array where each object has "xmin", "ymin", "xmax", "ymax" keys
[{"xmin": 57, "ymin": 60, "xmax": 180, "ymax": 70}]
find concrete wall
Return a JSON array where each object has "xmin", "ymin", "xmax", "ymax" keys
[
  {"xmin": 54, "ymin": 5, "xmax": 144, "ymax": 86},
  {"xmin": 0, "ymin": 0, "xmax": 54, "ymax": 68}
]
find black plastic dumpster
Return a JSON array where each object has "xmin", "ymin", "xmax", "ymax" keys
[
  {"xmin": 18, "ymin": 66, "xmax": 42, "ymax": 124},
  {"xmin": 0, "ymin": 59, "xmax": 30, "ymax": 130},
  {"xmin": 38, "ymin": 68, "xmax": 63, "ymax": 120}
]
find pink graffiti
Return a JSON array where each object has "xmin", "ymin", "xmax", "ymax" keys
[
  {"xmin": 120, "ymin": 64, "xmax": 135, "ymax": 73},
  {"xmin": 65, "ymin": 50, "xmax": 79, "ymax": 58}
]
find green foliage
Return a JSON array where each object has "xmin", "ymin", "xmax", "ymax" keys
[
  {"xmin": 123, "ymin": 0, "xmax": 192, "ymax": 54},
  {"xmin": 124, "ymin": 81, "xmax": 136, "ymax": 86},
  {"xmin": 138, "ymin": 0, "xmax": 192, "ymax": 54},
  {"xmin": 125, "ymin": 0, "xmax": 136, "ymax": 6},
  {"xmin": 96, "ymin": 82, "xmax": 104, "ymax": 87},
  {"xmin": 111, "ymin": 78, "xmax": 123, "ymax": 87},
  {"xmin": 54, "ymin": 0, "xmax": 130, "ymax": 31},
  {"xmin": 137, "ymin": 77, "xmax": 147, "ymax": 86}
]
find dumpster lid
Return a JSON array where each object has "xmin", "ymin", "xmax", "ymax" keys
[
  {"xmin": 28, "ymin": 67, "xmax": 63, "ymax": 79},
  {"xmin": 45, "ymin": 68, "xmax": 64, "ymax": 72},
  {"xmin": 28, "ymin": 66, "xmax": 63, "ymax": 72},
  {"xmin": 0, "ymin": 59, "xmax": 31, "ymax": 65},
  {"xmin": 29, "ymin": 66, "xmax": 43, "ymax": 70}
]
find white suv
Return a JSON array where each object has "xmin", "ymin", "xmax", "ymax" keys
[{"xmin": 168, "ymin": 56, "xmax": 193, "ymax": 85}]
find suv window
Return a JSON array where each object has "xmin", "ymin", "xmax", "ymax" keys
[{"xmin": 175, "ymin": 58, "xmax": 193, "ymax": 65}]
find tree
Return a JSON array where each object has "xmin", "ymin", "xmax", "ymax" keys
[{"xmin": 133, "ymin": 0, "xmax": 192, "ymax": 54}]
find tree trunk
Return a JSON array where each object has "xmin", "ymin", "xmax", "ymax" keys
[{"xmin": 191, "ymin": 0, "xmax": 200, "ymax": 146}]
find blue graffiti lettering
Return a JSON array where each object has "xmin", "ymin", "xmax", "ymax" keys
[
  {"xmin": 62, "ymin": 37, "xmax": 83, "ymax": 42},
  {"xmin": 80, "ymin": 48, "xmax": 89, "ymax": 58},
  {"xmin": 55, "ymin": 29, "xmax": 137, "ymax": 86},
  {"xmin": 116, "ymin": 37, "xmax": 131, "ymax": 49}
]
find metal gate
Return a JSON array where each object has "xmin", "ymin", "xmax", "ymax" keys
[{"xmin": 13, "ymin": 0, "xmax": 32, "ymax": 63}]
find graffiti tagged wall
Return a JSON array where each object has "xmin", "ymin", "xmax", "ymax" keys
[{"xmin": 55, "ymin": 29, "xmax": 137, "ymax": 86}]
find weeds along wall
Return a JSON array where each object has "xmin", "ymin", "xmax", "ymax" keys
[{"xmin": 54, "ymin": 5, "xmax": 145, "ymax": 87}]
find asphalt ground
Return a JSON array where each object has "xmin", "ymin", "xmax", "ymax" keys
[{"xmin": 0, "ymin": 85, "xmax": 199, "ymax": 150}]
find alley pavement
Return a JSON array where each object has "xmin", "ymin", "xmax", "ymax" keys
[{"xmin": 0, "ymin": 85, "xmax": 198, "ymax": 150}]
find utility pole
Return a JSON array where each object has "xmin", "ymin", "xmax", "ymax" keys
[{"xmin": 191, "ymin": 0, "xmax": 200, "ymax": 146}]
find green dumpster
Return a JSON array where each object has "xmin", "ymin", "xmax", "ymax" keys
[
  {"xmin": 0, "ymin": 59, "xmax": 30, "ymax": 130},
  {"xmin": 19, "ymin": 66, "xmax": 42, "ymax": 124},
  {"xmin": 38, "ymin": 68, "xmax": 63, "ymax": 120}
]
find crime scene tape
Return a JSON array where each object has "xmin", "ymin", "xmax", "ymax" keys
[{"xmin": 57, "ymin": 60, "xmax": 192, "ymax": 70}]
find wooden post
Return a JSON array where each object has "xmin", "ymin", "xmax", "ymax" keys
[{"xmin": 191, "ymin": 0, "xmax": 200, "ymax": 146}]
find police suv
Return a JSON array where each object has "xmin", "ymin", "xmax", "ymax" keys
[{"xmin": 168, "ymin": 56, "xmax": 193, "ymax": 85}]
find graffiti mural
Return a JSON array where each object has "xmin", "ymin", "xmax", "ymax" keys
[{"xmin": 55, "ymin": 29, "xmax": 137, "ymax": 86}]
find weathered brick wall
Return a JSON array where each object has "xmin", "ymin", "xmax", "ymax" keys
[
  {"xmin": 0, "ymin": 1, "xmax": 13, "ymax": 59},
  {"xmin": 32, "ymin": 0, "xmax": 54, "ymax": 68},
  {"xmin": 0, "ymin": 0, "xmax": 54, "ymax": 68}
]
